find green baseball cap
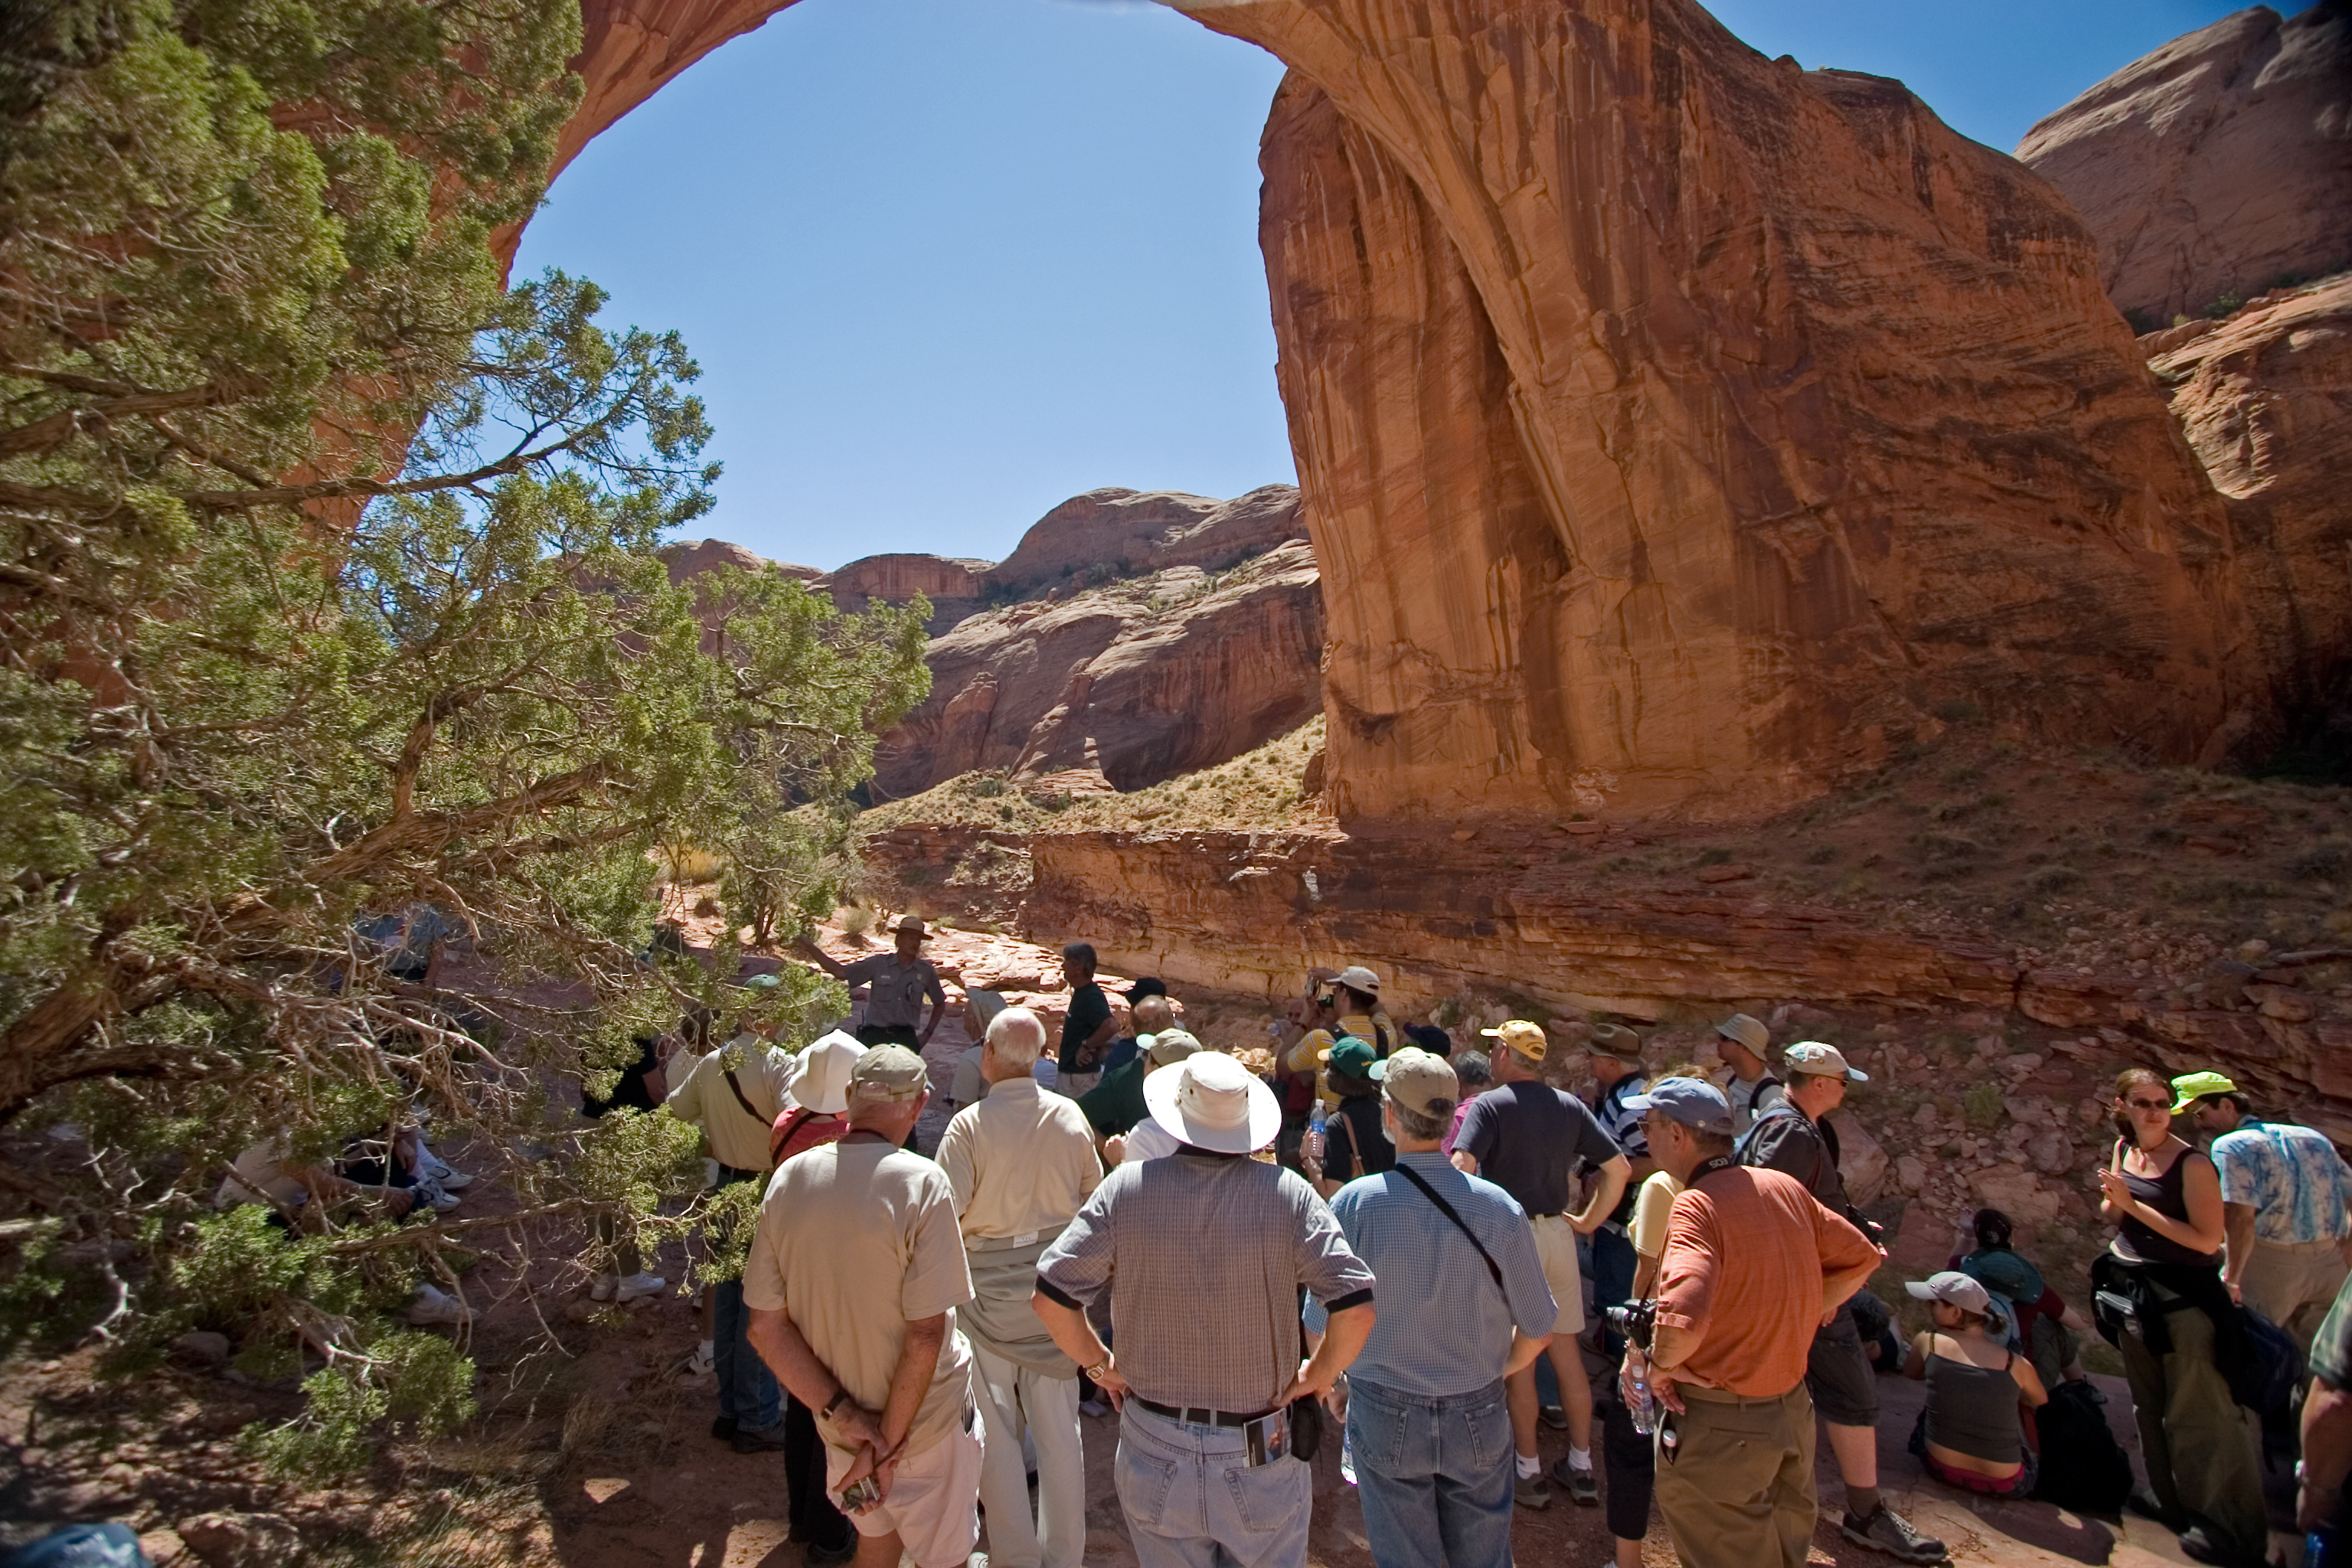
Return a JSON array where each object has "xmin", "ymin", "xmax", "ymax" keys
[
  {"xmin": 2169, "ymin": 1070, "xmax": 2239, "ymax": 1114},
  {"xmin": 1321, "ymin": 1037, "xmax": 1386, "ymax": 1080}
]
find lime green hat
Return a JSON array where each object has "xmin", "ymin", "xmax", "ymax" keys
[{"xmin": 2169, "ymin": 1070, "xmax": 2239, "ymax": 1114}]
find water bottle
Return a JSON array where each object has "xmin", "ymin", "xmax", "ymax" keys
[
  {"xmin": 2311, "ymin": 1530, "xmax": 2334, "ymax": 1568},
  {"xmin": 1340, "ymin": 1426, "xmax": 1356, "ymax": 1485},
  {"xmin": 1305, "ymin": 1103, "xmax": 1327, "ymax": 1165},
  {"xmin": 1628, "ymin": 1370, "xmax": 1657, "ymax": 1436}
]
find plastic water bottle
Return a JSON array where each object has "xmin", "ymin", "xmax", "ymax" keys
[
  {"xmin": 1628, "ymin": 1369, "xmax": 1657, "ymax": 1436},
  {"xmin": 1340, "ymin": 1426, "xmax": 1356, "ymax": 1485},
  {"xmin": 1305, "ymin": 1103, "xmax": 1326, "ymax": 1165}
]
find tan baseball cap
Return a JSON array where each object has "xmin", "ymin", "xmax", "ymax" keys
[
  {"xmin": 1715, "ymin": 1013, "xmax": 1769, "ymax": 1057},
  {"xmin": 849, "ymin": 1044, "xmax": 928, "ymax": 1101},
  {"xmin": 1782, "ymin": 1040, "xmax": 1867, "ymax": 1083},
  {"xmin": 1586, "ymin": 1023, "xmax": 1644, "ymax": 1062},
  {"xmin": 1144, "ymin": 1028, "xmax": 1203, "ymax": 1068},
  {"xmin": 1381, "ymin": 1047, "xmax": 1459, "ymax": 1117},
  {"xmin": 1480, "ymin": 1019, "xmax": 1547, "ymax": 1061}
]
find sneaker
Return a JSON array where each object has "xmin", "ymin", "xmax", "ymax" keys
[
  {"xmin": 1079, "ymin": 1398, "xmax": 1110, "ymax": 1419},
  {"xmin": 590, "ymin": 1275, "xmax": 616, "ymax": 1302},
  {"xmin": 2173, "ymin": 1527, "xmax": 2247, "ymax": 1566},
  {"xmin": 710, "ymin": 1416, "xmax": 738, "ymax": 1442},
  {"xmin": 1538, "ymin": 1403, "xmax": 1568, "ymax": 1430},
  {"xmin": 613, "ymin": 1271, "xmax": 666, "ymax": 1302},
  {"xmin": 413, "ymin": 1176, "xmax": 462, "ymax": 1211},
  {"xmin": 404, "ymin": 1284, "xmax": 466, "ymax": 1326},
  {"xmin": 686, "ymin": 1341, "xmax": 715, "ymax": 1377},
  {"xmin": 1514, "ymin": 1471, "xmax": 1550, "ymax": 1510},
  {"xmin": 1550, "ymin": 1458, "xmax": 1599, "ymax": 1507},
  {"xmin": 2124, "ymin": 1489, "xmax": 2178, "ymax": 1526},
  {"xmin": 731, "ymin": 1423, "xmax": 789, "ymax": 1454},
  {"xmin": 1840, "ymin": 1505, "xmax": 1947, "ymax": 1563},
  {"xmin": 416, "ymin": 1141, "xmax": 473, "ymax": 1190}
]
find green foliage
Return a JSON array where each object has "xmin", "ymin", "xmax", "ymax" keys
[
  {"xmin": 0, "ymin": 0, "xmax": 928, "ymax": 1481},
  {"xmin": 1962, "ymin": 1081, "xmax": 2004, "ymax": 1131}
]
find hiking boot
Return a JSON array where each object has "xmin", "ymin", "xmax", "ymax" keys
[
  {"xmin": 1513, "ymin": 1471, "xmax": 1550, "ymax": 1510},
  {"xmin": 1549, "ymin": 1458, "xmax": 1599, "ymax": 1507},
  {"xmin": 806, "ymin": 1540, "xmax": 856, "ymax": 1568},
  {"xmin": 709, "ymin": 1416, "xmax": 738, "ymax": 1442},
  {"xmin": 731, "ymin": 1423, "xmax": 789, "ymax": 1454},
  {"xmin": 2125, "ymin": 1490, "xmax": 2182, "ymax": 1527},
  {"xmin": 1538, "ymin": 1403, "xmax": 1568, "ymax": 1430},
  {"xmin": 404, "ymin": 1284, "xmax": 466, "ymax": 1326},
  {"xmin": 1841, "ymin": 1505, "xmax": 1946, "ymax": 1563}
]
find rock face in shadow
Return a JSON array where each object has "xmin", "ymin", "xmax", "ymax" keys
[
  {"xmin": 2016, "ymin": 2, "xmax": 2352, "ymax": 325},
  {"xmin": 871, "ymin": 540, "xmax": 1325, "ymax": 799},
  {"xmin": 1223, "ymin": 0, "xmax": 2248, "ymax": 822},
  {"xmin": 2148, "ymin": 276, "xmax": 2352, "ymax": 733}
]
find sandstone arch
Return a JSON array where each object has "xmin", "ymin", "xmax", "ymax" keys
[{"xmin": 544, "ymin": 0, "xmax": 2258, "ymax": 822}]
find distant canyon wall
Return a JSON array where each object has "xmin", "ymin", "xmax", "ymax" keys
[{"xmin": 550, "ymin": 0, "xmax": 2347, "ymax": 825}]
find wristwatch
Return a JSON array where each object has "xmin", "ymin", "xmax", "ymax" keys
[
  {"xmin": 1084, "ymin": 1354, "xmax": 1112, "ymax": 1383},
  {"xmin": 822, "ymin": 1385, "xmax": 854, "ymax": 1418}
]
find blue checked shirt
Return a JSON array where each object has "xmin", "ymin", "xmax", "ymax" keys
[
  {"xmin": 2212, "ymin": 1119, "xmax": 2352, "ymax": 1245},
  {"xmin": 1305, "ymin": 1152, "xmax": 1557, "ymax": 1397}
]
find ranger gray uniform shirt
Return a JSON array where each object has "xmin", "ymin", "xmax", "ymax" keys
[
  {"xmin": 1037, "ymin": 1148, "xmax": 1375, "ymax": 1414},
  {"xmin": 841, "ymin": 953, "xmax": 945, "ymax": 1031}
]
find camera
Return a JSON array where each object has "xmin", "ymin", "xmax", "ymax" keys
[{"xmin": 1604, "ymin": 1298, "xmax": 1658, "ymax": 1353}]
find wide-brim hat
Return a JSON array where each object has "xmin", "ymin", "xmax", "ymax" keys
[
  {"xmin": 1143, "ymin": 1053, "xmax": 1282, "ymax": 1155},
  {"xmin": 788, "ymin": 1030, "xmax": 867, "ymax": 1115},
  {"xmin": 1586, "ymin": 1023, "xmax": 1644, "ymax": 1062}
]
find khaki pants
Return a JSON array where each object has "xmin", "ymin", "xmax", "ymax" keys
[
  {"xmin": 2240, "ymin": 1236, "xmax": 2349, "ymax": 1351},
  {"xmin": 1652, "ymin": 1383, "xmax": 1815, "ymax": 1568}
]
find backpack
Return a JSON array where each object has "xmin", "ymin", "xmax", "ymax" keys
[
  {"xmin": 2029, "ymin": 1380, "xmax": 2133, "ymax": 1513},
  {"xmin": 2231, "ymin": 1302, "xmax": 2305, "ymax": 1440}
]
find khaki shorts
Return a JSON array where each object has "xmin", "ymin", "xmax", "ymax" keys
[
  {"xmin": 824, "ymin": 1416, "xmax": 985, "ymax": 1568},
  {"xmin": 1531, "ymin": 1213, "xmax": 1586, "ymax": 1335}
]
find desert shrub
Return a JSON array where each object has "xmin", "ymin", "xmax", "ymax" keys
[
  {"xmin": 1805, "ymin": 844, "xmax": 1839, "ymax": 864},
  {"xmin": 1696, "ymin": 847, "xmax": 1733, "ymax": 867},
  {"xmin": 2026, "ymin": 866, "xmax": 2085, "ymax": 897},
  {"xmin": 2293, "ymin": 844, "xmax": 2351, "ymax": 880},
  {"xmin": 1963, "ymin": 1082, "xmax": 2004, "ymax": 1129}
]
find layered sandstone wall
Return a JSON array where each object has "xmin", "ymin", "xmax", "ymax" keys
[
  {"xmin": 2017, "ymin": 2, "xmax": 2352, "ymax": 325},
  {"xmin": 1211, "ymin": 0, "xmax": 2255, "ymax": 822}
]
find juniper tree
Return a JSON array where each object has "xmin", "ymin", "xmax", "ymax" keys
[{"xmin": 0, "ymin": 0, "xmax": 929, "ymax": 1469}]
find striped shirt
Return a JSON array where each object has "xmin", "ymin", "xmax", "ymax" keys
[
  {"xmin": 2213, "ymin": 1119, "xmax": 2352, "ymax": 1245},
  {"xmin": 1307, "ymin": 1152, "xmax": 1556, "ymax": 1396}
]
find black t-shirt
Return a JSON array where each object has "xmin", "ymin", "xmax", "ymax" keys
[
  {"xmin": 1455, "ymin": 1081, "xmax": 1622, "ymax": 1216},
  {"xmin": 1326, "ymin": 1092, "xmax": 1396, "ymax": 1181},
  {"xmin": 583, "ymin": 1034, "xmax": 662, "ymax": 1117},
  {"xmin": 1059, "ymin": 981, "xmax": 1112, "ymax": 1074}
]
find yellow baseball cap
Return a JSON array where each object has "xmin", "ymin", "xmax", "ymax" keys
[
  {"xmin": 1479, "ymin": 1019, "xmax": 1547, "ymax": 1061},
  {"xmin": 2169, "ymin": 1070, "xmax": 2239, "ymax": 1114}
]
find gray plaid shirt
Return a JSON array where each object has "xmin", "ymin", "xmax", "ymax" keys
[{"xmin": 1037, "ymin": 1148, "xmax": 1375, "ymax": 1414}]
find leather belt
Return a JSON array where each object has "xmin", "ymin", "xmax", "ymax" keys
[{"xmin": 1135, "ymin": 1397, "xmax": 1281, "ymax": 1428}]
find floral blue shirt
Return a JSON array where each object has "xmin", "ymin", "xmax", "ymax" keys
[{"xmin": 2212, "ymin": 1119, "xmax": 2352, "ymax": 1246}]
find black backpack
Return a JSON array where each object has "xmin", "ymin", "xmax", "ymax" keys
[{"xmin": 2029, "ymin": 1380, "xmax": 2133, "ymax": 1514}]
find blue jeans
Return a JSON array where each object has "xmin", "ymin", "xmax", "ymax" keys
[
  {"xmin": 1116, "ymin": 1400, "xmax": 1311, "ymax": 1568},
  {"xmin": 1346, "ymin": 1377, "xmax": 1514, "ymax": 1568},
  {"xmin": 714, "ymin": 1278, "xmax": 780, "ymax": 1431}
]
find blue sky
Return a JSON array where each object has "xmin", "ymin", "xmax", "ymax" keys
[{"xmin": 515, "ymin": 0, "xmax": 2284, "ymax": 571}]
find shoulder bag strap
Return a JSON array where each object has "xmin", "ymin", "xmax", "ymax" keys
[
  {"xmin": 1391, "ymin": 1163, "xmax": 1504, "ymax": 1291},
  {"xmin": 770, "ymin": 1106, "xmax": 813, "ymax": 1165},
  {"xmin": 723, "ymin": 1067, "xmax": 767, "ymax": 1131}
]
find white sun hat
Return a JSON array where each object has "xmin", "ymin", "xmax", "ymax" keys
[
  {"xmin": 1142, "ymin": 1052, "xmax": 1282, "ymax": 1155},
  {"xmin": 786, "ymin": 1030, "xmax": 867, "ymax": 1116}
]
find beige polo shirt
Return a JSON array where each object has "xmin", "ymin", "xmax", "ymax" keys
[
  {"xmin": 744, "ymin": 1139, "xmax": 975, "ymax": 1458},
  {"xmin": 666, "ymin": 1034, "xmax": 793, "ymax": 1171},
  {"xmin": 936, "ymin": 1076, "xmax": 1102, "ymax": 1241}
]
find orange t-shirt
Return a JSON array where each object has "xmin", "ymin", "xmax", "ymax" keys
[{"xmin": 1652, "ymin": 1165, "xmax": 1879, "ymax": 1398}]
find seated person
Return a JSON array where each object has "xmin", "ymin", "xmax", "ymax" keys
[
  {"xmin": 1903, "ymin": 1271, "xmax": 2047, "ymax": 1495},
  {"xmin": 1850, "ymin": 1288, "xmax": 1905, "ymax": 1370},
  {"xmin": 1102, "ymin": 978, "xmax": 1173, "ymax": 1073},
  {"xmin": 1949, "ymin": 1207, "xmax": 2089, "ymax": 1385},
  {"xmin": 216, "ymin": 1135, "xmax": 416, "ymax": 1221}
]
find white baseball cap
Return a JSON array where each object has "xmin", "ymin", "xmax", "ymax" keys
[{"xmin": 1782, "ymin": 1040, "xmax": 1867, "ymax": 1083}]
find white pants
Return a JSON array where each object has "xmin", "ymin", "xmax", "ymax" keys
[
  {"xmin": 825, "ymin": 1416, "xmax": 984, "ymax": 1568},
  {"xmin": 972, "ymin": 1342, "xmax": 1086, "ymax": 1568}
]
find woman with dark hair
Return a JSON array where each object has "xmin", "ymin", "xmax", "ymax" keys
[
  {"xmin": 1300, "ymin": 1037, "xmax": 1396, "ymax": 1196},
  {"xmin": 1445, "ymin": 1051, "xmax": 1491, "ymax": 1154},
  {"xmin": 2094, "ymin": 1066, "xmax": 2264, "ymax": 1566},
  {"xmin": 1949, "ymin": 1207, "xmax": 2089, "ymax": 1387}
]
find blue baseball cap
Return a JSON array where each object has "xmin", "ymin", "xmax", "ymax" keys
[{"xmin": 1622, "ymin": 1076, "xmax": 1736, "ymax": 1136}]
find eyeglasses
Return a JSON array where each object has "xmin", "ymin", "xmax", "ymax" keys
[{"xmin": 2122, "ymin": 1098, "xmax": 2172, "ymax": 1112}]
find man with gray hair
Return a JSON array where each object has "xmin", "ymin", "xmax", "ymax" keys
[
  {"xmin": 936, "ymin": 1008, "xmax": 1102, "ymax": 1568},
  {"xmin": 1316, "ymin": 1048, "xmax": 1557, "ymax": 1568},
  {"xmin": 746, "ymin": 1047, "xmax": 982, "ymax": 1568}
]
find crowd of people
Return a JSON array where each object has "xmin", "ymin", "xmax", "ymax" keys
[{"xmin": 210, "ymin": 916, "xmax": 2352, "ymax": 1568}]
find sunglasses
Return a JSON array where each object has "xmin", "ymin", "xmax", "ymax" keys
[{"xmin": 2121, "ymin": 1097, "xmax": 2172, "ymax": 1112}]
